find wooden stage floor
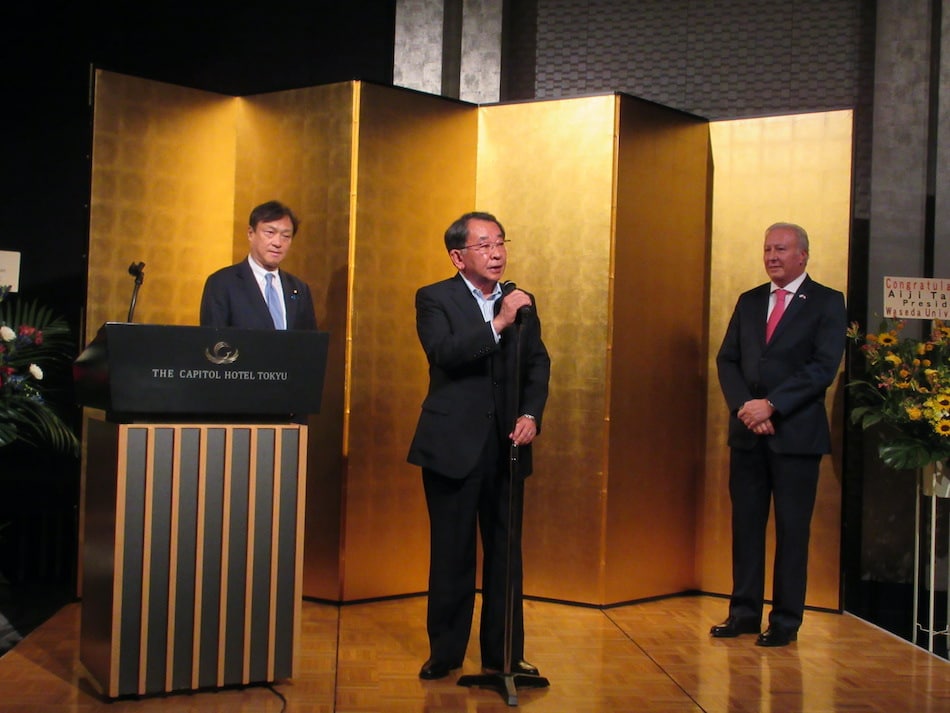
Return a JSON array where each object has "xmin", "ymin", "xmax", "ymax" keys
[{"xmin": 0, "ymin": 593, "xmax": 947, "ymax": 712}]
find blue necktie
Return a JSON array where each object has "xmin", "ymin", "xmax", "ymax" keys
[{"xmin": 265, "ymin": 273, "xmax": 285, "ymax": 329}]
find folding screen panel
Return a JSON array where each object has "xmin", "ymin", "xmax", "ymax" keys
[
  {"xmin": 604, "ymin": 97, "xmax": 712, "ymax": 603},
  {"xmin": 232, "ymin": 82, "xmax": 356, "ymax": 601},
  {"xmin": 341, "ymin": 83, "xmax": 478, "ymax": 599},
  {"xmin": 701, "ymin": 111, "xmax": 853, "ymax": 610},
  {"xmin": 87, "ymin": 71, "xmax": 236, "ymax": 339},
  {"xmin": 475, "ymin": 95, "xmax": 618, "ymax": 602},
  {"xmin": 473, "ymin": 94, "xmax": 711, "ymax": 604}
]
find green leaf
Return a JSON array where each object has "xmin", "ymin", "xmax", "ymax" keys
[
  {"xmin": 0, "ymin": 397, "xmax": 79, "ymax": 455},
  {"xmin": 877, "ymin": 437, "xmax": 946, "ymax": 471}
]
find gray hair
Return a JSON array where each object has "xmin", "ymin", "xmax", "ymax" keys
[{"xmin": 765, "ymin": 222, "xmax": 809, "ymax": 252}]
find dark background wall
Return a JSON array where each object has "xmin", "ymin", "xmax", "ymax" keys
[{"xmin": 0, "ymin": 0, "xmax": 398, "ymax": 651}]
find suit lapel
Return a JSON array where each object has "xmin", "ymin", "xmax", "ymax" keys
[
  {"xmin": 766, "ymin": 276, "xmax": 812, "ymax": 346},
  {"xmin": 753, "ymin": 284, "xmax": 770, "ymax": 346},
  {"xmin": 238, "ymin": 260, "xmax": 274, "ymax": 326},
  {"xmin": 449, "ymin": 274, "xmax": 486, "ymax": 323},
  {"xmin": 281, "ymin": 273, "xmax": 297, "ymax": 329}
]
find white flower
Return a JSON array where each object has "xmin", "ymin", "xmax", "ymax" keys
[
  {"xmin": 0, "ymin": 325, "xmax": 14, "ymax": 341},
  {"xmin": 29, "ymin": 363, "xmax": 43, "ymax": 380}
]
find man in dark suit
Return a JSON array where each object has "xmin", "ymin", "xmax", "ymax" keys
[
  {"xmin": 408, "ymin": 212, "xmax": 551, "ymax": 680},
  {"xmin": 712, "ymin": 222, "xmax": 846, "ymax": 647},
  {"xmin": 200, "ymin": 200, "xmax": 317, "ymax": 330}
]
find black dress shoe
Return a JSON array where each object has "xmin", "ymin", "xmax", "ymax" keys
[
  {"xmin": 419, "ymin": 658, "xmax": 461, "ymax": 680},
  {"xmin": 755, "ymin": 626, "xmax": 797, "ymax": 647},
  {"xmin": 482, "ymin": 659, "xmax": 540, "ymax": 676},
  {"xmin": 710, "ymin": 616, "xmax": 761, "ymax": 638}
]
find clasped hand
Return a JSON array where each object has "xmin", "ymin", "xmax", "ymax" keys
[{"xmin": 737, "ymin": 398, "xmax": 775, "ymax": 436}]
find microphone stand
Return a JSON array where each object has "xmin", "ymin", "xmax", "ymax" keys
[
  {"xmin": 457, "ymin": 316, "xmax": 550, "ymax": 706},
  {"xmin": 127, "ymin": 262, "xmax": 145, "ymax": 322}
]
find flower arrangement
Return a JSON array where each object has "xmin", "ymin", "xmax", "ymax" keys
[
  {"xmin": 0, "ymin": 285, "xmax": 79, "ymax": 454},
  {"xmin": 847, "ymin": 318, "xmax": 950, "ymax": 470}
]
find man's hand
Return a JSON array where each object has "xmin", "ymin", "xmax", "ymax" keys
[
  {"xmin": 510, "ymin": 414, "xmax": 538, "ymax": 446},
  {"xmin": 738, "ymin": 398, "xmax": 776, "ymax": 435},
  {"xmin": 492, "ymin": 288, "xmax": 531, "ymax": 332}
]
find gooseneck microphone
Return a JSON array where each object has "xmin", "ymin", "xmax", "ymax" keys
[{"xmin": 127, "ymin": 261, "xmax": 145, "ymax": 322}]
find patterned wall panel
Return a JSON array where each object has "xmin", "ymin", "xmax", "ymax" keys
[
  {"xmin": 534, "ymin": 0, "xmax": 865, "ymax": 119},
  {"xmin": 394, "ymin": 0, "xmax": 445, "ymax": 95},
  {"xmin": 88, "ymin": 71, "xmax": 237, "ymax": 340}
]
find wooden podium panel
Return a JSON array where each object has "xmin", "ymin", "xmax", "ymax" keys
[{"xmin": 80, "ymin": 417, "xmax": 307, "ymax": 698}]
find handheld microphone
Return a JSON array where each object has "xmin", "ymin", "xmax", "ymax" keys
[{"xmin": 502, "ymin": 280, "xmax": 533, "ymax": 320}]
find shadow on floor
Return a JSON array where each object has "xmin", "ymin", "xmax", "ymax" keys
[{"xmin": 0, "ymin": 573, "xmax": 72, "ymax": 658}]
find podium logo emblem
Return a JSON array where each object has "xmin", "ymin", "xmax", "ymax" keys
[{"xmin": 205, "ymin": 341, "xmax": 240, "ymax": 365}]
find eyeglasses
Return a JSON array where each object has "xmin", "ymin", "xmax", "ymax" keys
[{"xmin": 458, "ymin": 240, "xmax": 510, "ymax": 254}]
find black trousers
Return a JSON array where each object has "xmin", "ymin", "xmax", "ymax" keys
[
  {"xmin": 728, "ymin": 441, "xmax": 821, "ymax": 631},
  {"xmin": 421, "ymin": 429, "xmax": 524, "ymax": 667}
]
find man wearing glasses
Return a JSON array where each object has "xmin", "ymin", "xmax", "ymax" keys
[
  {"xmin": 200, "ymin": 200, "xmax": 317, "ymax": 330},
  {"xmin": 408, "ymin": 212, "xmax": 551, "ymax": 680}
]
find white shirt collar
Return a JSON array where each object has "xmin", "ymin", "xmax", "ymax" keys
[
  {"xmin": 772, "ymin": 272, "xmax": 807, "ymax": 295},
  {"xmin": 458, "ymin": 272, "xmax": 502, "ymax": 301},
  {"xmin": 247, "ymin": 255, "xmax": 279, "ymax": 285}
]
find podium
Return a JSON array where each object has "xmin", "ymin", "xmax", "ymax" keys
[{"xmin": 75, "ymin": 323, "xmax": 329, "ymax": 698}]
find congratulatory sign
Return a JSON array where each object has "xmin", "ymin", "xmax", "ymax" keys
[{"xmin": 884, "ymin": 276, "xmax": 950, "ymax": 320}]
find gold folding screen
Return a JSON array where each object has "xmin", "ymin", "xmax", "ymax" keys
[
  {"xmin": 232, "ymin": 82, "xmax": 356, "ymax": 600},
  {"xmin": 474, "ymin": 95, "xmax": 711, "ymax": 603},
  {"xmin": 476, "ymin": 96, "xmax": 617, "ymax": 602},
  {"xmin": 87, "ymin": 72, "xmax": 236, "ymax": 339},
  {"xmin": 701, "ymin": 111, "xmax": 853, "ymax": 610},
  {"xmin": 342, "ymin": 84, "xmax": 477, "ymax": 599},
  {"xmin": 88, "ymin": 72, "xmax": 851, "ymax": 608},
  {"xmin": 605, "ymin": 98, "xmax": 712, "ymax": 602}
]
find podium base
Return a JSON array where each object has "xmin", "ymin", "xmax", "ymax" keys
[{"xmin": 457, "ymin": 672, "xmax": 550, "ymax": 706}]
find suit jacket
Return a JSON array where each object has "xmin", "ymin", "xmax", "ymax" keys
[
  {"xmin": 716, "ymin": 275, "xmax": 846, "ymax": 455},
  {"xmin": 407, "ymin": 274, "xmax": 551, "ymax": 480},
  {"xmin": 199, "ymin": 259, "xmax": 318, "ymax": 330}
]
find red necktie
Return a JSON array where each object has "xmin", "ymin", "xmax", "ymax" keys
[{"xmin": 765, "ymin": 288, "xmax": 788, "ymax": 343}]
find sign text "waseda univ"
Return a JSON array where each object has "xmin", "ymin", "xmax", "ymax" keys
[{"xmin": 883, "ymin": 276, "xmax": 950, "ymax": 319}]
